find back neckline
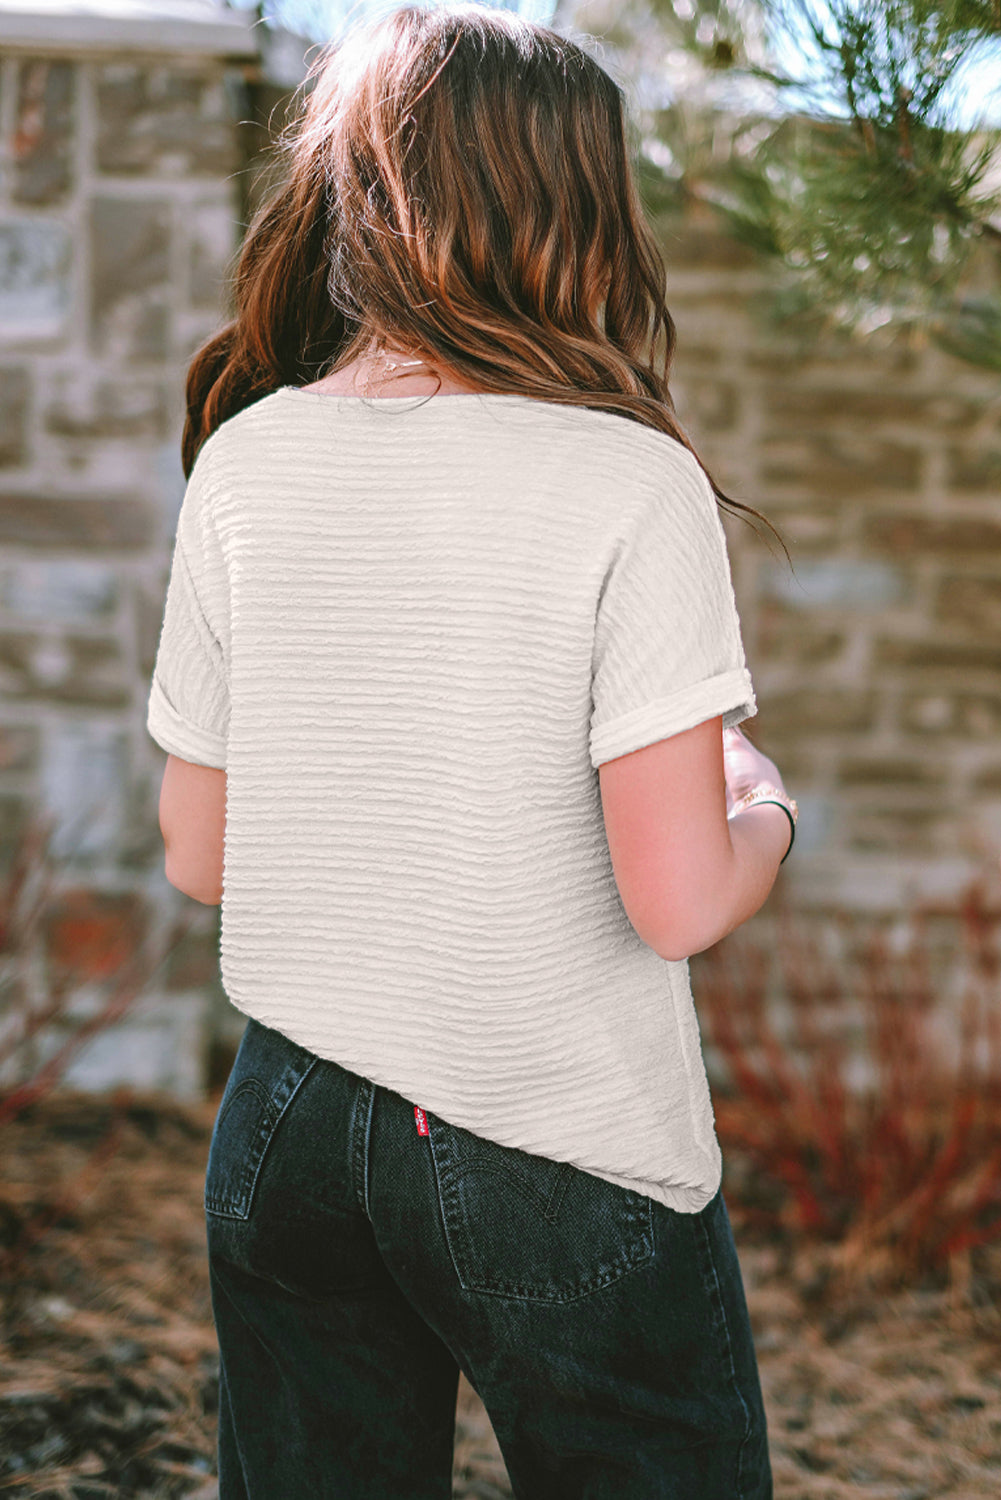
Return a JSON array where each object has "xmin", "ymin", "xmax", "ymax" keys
[{"xmin": 277, "ymin": 386, "xmax": 540, "ymax": 405}]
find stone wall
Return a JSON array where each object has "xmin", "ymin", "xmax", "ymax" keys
[
  {"xmin": 664, "ymin": 212, "xmax": 1001, "ymax": 1079},
  {"xmin": 665, "ymin": 220, "xmax": 1001, "ymax": 920},
  {"xmin": 0, "ymin": 17, "xmax": 261, "ymax": 1097},
  {"xmin": 1, "ymin": 21, "xmax": 998, "ymax": 1100}
]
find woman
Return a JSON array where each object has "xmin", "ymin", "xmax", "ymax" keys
[{"xmin": 147, "ymin": 5, "xmax": 797, "ymax": 1496}]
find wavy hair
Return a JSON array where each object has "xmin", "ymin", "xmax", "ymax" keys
[{"xmin": 182, "ymin": 1, "xmax": 787, "ymax": 556}]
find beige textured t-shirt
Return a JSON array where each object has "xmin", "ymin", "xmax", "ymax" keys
[{"xmin": 147, "ymin": 387, "xmax": 757, "ymax": 1212}]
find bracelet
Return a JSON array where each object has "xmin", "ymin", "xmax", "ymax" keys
[{"xmin": 727, "ymin": 784, "xmax": 799, "ymax": 864}]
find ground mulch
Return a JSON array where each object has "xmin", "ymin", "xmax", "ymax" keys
[{"xmin": 1, "ymin": 1091, "xmax": 999, "ymax": 1498}]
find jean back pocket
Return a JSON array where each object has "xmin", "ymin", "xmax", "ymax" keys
[
  {"xmin": 425, "ymin": 1113, "xmax": 655, "ymax": 1303},
  {"xmin": 205, "ymin": 1017, "xmax": 319, "ymax": 1220}
]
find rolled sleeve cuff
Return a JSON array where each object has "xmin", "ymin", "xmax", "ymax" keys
[
  {"xmin": 147, "ymin": 676, "xmax": 227, "ymax": 770},
  {"xmin": 589, "ymin": 666, "xmax": 757, "ymax": 768}
]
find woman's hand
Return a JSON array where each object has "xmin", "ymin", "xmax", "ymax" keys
[{"xmin": 722, "ymin": 725, "xmax": 787, "ymax": 816}]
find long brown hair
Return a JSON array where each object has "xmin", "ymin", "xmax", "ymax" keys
[{"xmin": 183, "ymin": 1, "xmax": 787, "ymax": 559}]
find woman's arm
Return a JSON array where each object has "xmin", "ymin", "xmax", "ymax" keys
[
  {"xmin": 158, "ymin": 755, "xmax": 226, "ymax": 905},
  {"xmin": 598, "ymin": 714, "xmax": 789, "ymax": 961}
]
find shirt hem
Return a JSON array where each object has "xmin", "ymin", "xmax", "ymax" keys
[
  {"xmin": 589, "ymin": 667, "xmax": 757, "ymax": 768},
  {"xmin": 217, "ymin": 991, "xmax": 722, "ymax": 1215},
  {"xmin": 147, "ymin": 676, "xmax": 227, "ymax": 769}
]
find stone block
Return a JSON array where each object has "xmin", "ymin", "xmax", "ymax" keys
[
  {"xmin": 795, "ymin": 853, "xmax": 979, "ymax": 915},
  {"xmin": 668, "ymin": 289, "xmax": 759, "ymax": 326},
  {"xmin": 0, "ymin": 794, "xmax": 32, "ymax": 865},
  {"xmin": 43, "ymin": 373, "xmax": 170, "ymax": 441},
  {"xmin": 673, "ymin": 377, "xmax": 738, "ymax": 435},
  {"xmin": 59, "ymin": 993, "xmax": 209, "ymax": 1100},
  {"xmin": 758, "ymin": 602, "xmax": 848, "ymax": 666},
  {"xmin": 955, "ymin": 695, "xmax": 1001, "ymax": 739},
  {"xmin": 761, "ymin": 557, "xmax": 907, "ymax": 609},
  {"xmin": 188, "ymin": 197, "xmax": 239, "ymax": 309},
  {"xmin": 852, "ymin": 810, "xmax": 966, "ymax": 858},
  {"xmin": 935, "ymin": 576, "xmax": 1001, "ymax": 634},
  {"xmin": 0, "ymin": 367, "xmax": 30, "ymax": 466},
  {"xmin": 0, "ymin": 492, "xmax": 154, "ymax": 550},
  {"xmin": 838, "ymin": 757, "xmax": 946, "ymax": 787},
  {"xmin": 118, "ymin": 770, "xmax": 168, "ymax": 872},
  {"xmin": 0, "ymin": 723, "xmax": 39, "ymax": 774},
  {"xmin": 41, "ymin": 727, "xmax": 129, "ymax": 860},
  {"xmin": 745, "ymin": 338, "xmax": 920, "ymax": 378},
  {"xmin": 906, "ymin": 693, "xmax": 956, "ymax": 732},
  {"xmin": 748, "ymin": 499, "xmax": 845, "ymax": 549},
  {"xmin": 43, "ymin": 887, "xmax": 145, "ymax": 978},
  {"xmin": 136, "ymin": 573, "xmax": 169, "ymax": 678},
  {"xmin": 61, "ymin": 979, "xmax": 124, "ymax": 1023},
  {"xmin": 899, "ymin": 693, "xmax": 955, "ymax": 734},
  {"xmin": 661, "ymin": 223, "xmax": 758, "ymax": 271},
  {"xmin": 674, "ymin": 344, "xmax": 720, "ymax": 368},
  {"xmin": 0, "ymin": 218, "xmax": 72, "ymax": 340},
  {"xmin": 761, "ymin": 384, "xmax": 986, "ymax": 432},
  {"xmin": 843, "ymin": 805, "xmax": 955, "ymax": 855},
  {"xmin": 948, "ymin": 446, "xmax": 1001, "ymax": 492},
  {"xmin": 96, "ymin": 63, "xmax": 238, "ymax": 178},
  {"xmin": 89, "ymin": 197, "xmax": 171, "ymax": 361},
  {"xmin": 903, "ymin": 693, "xmax": 1001, "ymax": 740},
  {"xmin": 761, "ymin": 432, "xmax": 922, "ymax": 497},
  {"xmin": 875, "ymin": 638, "xmax": 1001, "ymax": 674},
  {"xmin": 12, "ymin": 58, "xmax": 74, "ymax": 205},
  {"xmin": 756, "ymin": 689, "xmax": 876, "ymax": 735},
  {"xmin": 0, "ymin": 558, "xmax": 117, "ymax": 622},
  {"xmin": 864, "ymin": 513, "xmax": 1001, "ymax": 555},
  {"xmin": 0, "ymin": 631, "xmax": 128, "ymax": 708}
]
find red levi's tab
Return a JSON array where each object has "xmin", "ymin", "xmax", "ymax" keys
[{"xmin": 414, "ymin": 1106, "xmax": 429, "ymax": 1136}]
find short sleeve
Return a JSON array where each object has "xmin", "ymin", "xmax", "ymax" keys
[
  {"xmin": 146, "ymin": 457, "xmax": 230, "ymax": 770},
  {"xmin": 589, "ymin": 453, "xmax": 757, "ymax": 768}
]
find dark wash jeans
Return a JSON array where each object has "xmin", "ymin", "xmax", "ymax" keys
[{"xmin": 204, "ymin": 1016, "xmax": 773, "ymax": 1499}]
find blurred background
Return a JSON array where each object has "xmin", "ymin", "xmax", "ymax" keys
[{"xmin": 1, "ymin": 2, "xmax": 1001, "ymax": 1496}]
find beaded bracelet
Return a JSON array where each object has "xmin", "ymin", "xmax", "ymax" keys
[{"xmin": 727, "ymin": 785, "xmax": 799, "ymax": 864}]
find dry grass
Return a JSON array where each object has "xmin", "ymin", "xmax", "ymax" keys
[
  {"xmin": 1, "ymin": 1090, "xmax": 1000, "ymax": 1498},
  {"xmin": 0, "ymin": 1091, "xmax": 514, "ymax": 1500}
]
